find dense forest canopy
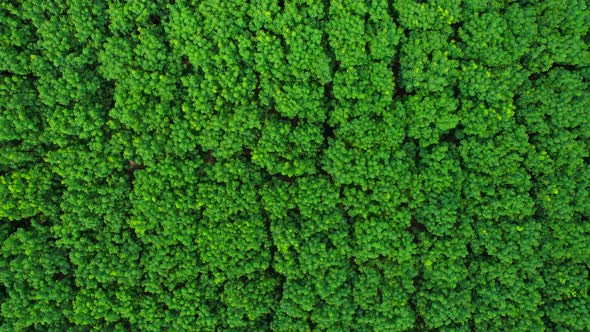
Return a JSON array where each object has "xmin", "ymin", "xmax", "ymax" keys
[{"xmin": 1, "ymin": 0, "xmax": 589, "ymax": 330}]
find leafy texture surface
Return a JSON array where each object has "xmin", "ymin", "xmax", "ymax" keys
[{"xmin": 1, "ymin": 0, "xmax": 589, "ymax": 330}]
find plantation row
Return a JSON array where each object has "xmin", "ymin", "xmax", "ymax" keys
[{"xmin": 1, "ymin": 0, "xmax": 589, "ymax": 330}]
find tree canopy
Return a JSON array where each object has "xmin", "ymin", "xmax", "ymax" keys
[{"xmin": 1, "ymin": 0, "xmax": 589, "ymax": 330}]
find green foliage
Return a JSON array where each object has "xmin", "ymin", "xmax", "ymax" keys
[{"xmin": 1, "ymin": 0, "xmax": 589, "ymax": 330}]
